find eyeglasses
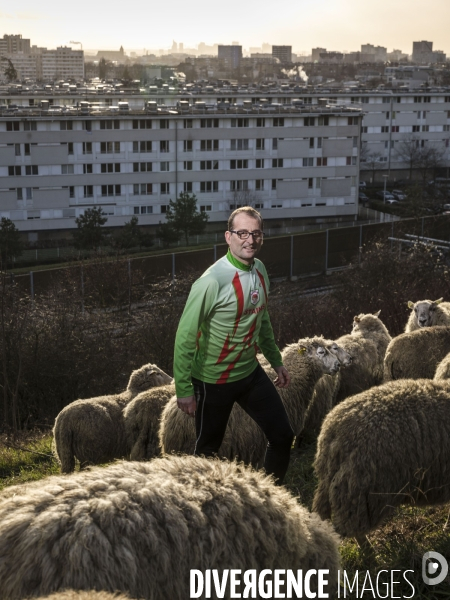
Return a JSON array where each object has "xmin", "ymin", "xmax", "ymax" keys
[{"xmin": 229, "ymin": 230, "xmax": 265, "ymax": 240}]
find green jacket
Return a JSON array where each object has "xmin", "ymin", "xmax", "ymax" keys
[{"xmin": 173, "ymin": 250, "xmax": 283, "ymax": 397}]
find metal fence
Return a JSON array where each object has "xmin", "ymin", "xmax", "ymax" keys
[{"xmin": 10, "ymin": 214, "xmax": 450, "ymax": 300}]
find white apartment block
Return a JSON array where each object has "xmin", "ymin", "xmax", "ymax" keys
[
  {"xmin": 0, "ymin": 47, "xmax": 84, "ymax": 82},
  {"xmin": 0, "ymin": 104, "xmax": 362, "ymax": 235}
]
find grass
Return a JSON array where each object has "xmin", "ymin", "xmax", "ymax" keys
[{"xmin": 1, "ymin": 431, "xmax": 450, "ymax": 599}]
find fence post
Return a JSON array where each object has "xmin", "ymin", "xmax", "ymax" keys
[
  {"xmin": 29, "ymin": 271, "xmax": 34, "ymax": 300},
  {"xmin": 172, "ymin": 253, "xmax": 176, "ymax": 281},
  {"xmin": 81, "ymin": 265, "xmax": 85, "ymax": 314},
  {"xmin": 290, "ymin": 236, "xmax": 294, "ymax": 279},
  {"xmin": 325, "ymin": 229, "xmax": 329, "ymax": 272}
]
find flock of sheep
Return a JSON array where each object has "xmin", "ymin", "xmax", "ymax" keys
[{"xmin": 1, "ymin": 297, "xmax": 450, "ymax": 598}]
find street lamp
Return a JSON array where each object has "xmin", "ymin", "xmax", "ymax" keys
[{"xmin": 382, "ymin": 174, "xmax": 388, "ymax": 204}]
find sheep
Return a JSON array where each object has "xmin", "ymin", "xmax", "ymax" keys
[
  {"xmin": 334, "ymin": 311, "xmax": 391, "ymax": 403},
  {"xmin": 160, "ymin": 338, "xmax": 340, "ymax": 467},
  {"xmin": 0, "ymin": 456, "xmax": 341, "ymax": 599},
  {"xmin": 123, "ymin": 383, "xmax": 176, "ymax": 460},
  {"xmin": 312, "ymin": 378, "xmax": 450, "ymax": 545},
  {"xmin": 384, "ymin": 326, "xmax": 450, "ymax": 381},
  {"xmin": 38, "ymin": 592, "xmax": 130, "ymax": 599},
  {"xmin": 405, "ymin": 297, "xmax": 450, "ymax": 332},
  {"xmin": 52, "ymin": 363, "xmax": 173, "ymax": 473},
  {"xmin": 435, "ymin": 351, "xmax": 450, "ymax": 380}
]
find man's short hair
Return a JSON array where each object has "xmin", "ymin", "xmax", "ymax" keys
[{"xmin": 228, "ymin": 207, "xmax": 263, "ymax": 231}]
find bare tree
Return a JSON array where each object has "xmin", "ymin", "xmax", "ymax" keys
[
  {"xmin": 228, "ymin": 189, "xmax": 260, "ymax": 209},
  {"xmin": 360, "ymin": 144, "xmax": 384, "ymax": 182},
  {"xmin": 417, "ymin": 145, "xmax": 444, "ymax": 184},
  {"xmin": 395, "ymin": 134, "xmax": 422, "ymax": 181}
]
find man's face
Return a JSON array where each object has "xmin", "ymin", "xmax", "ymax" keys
[{"xmin": 224, "ymin": 213, "xmax": 263, "ymax": 265}]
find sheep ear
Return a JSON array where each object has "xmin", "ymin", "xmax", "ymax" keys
[
  {"xmin": 407, "ymin": 301, "xmax": 414, "ymax": 309},
  {"xmin": 433, "ymin": 298, "xmax": 443, "ymax": 305},
  {"xmin": 353, "ymin": 316, "xmax": 360, "ymax": 323},
  {"xmin": 297, "ymin": 345, "xmax": 307, "ymax": 355},
  {"xmin": 373, "ymin": 310, "xmax": 381, "ymax": 317}
]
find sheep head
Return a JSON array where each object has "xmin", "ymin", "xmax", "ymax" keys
[
  {"xmin": 327, "ymin": 342, "xmax": 352, "ymax": 367},
  {"xmin": 298, "ymin": 341, "xmax": 340, "ymax": 375},
  {"xmin": 127, "ymin": 363, "xmax": 173, "ymax": 395},
  {"xmin": 407, "ymin": 298, "xmax": 443, "ymax": 328}
]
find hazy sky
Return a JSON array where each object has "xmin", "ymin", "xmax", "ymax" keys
[{"xmin": 2, "ymin": 0, "xmax": 449, "ymax": 55}]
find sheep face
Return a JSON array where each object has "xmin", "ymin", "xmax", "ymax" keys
[
  {"xmin": 352, "ymin": 311, "xmax": 382, "ymax": 333},
  {"xmin": 127, "ymin": 364, "xmax": 173, "ymax": 395},
  {"xmin": 327, "ymin": 342, "xmax": 352, "ymax": 367},
  {"xmin": 407, "ymin": 298, "xmax": 443, "ymax": 328},
  {"xmin": 300, "ymin": 342, "xmax": 340, "ymax": 375}
]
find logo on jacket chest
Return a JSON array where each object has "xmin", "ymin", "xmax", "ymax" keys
[{"xmin": 250, "ymin": 289, "xmax": 259, "ymax": 305}]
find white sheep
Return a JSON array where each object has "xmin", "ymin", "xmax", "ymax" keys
[
  {"xmin": 405, "ymin": 298, "xmax": 450, "ymax": 332},
  {"xmin": 0, "ymin": 456, "xmax": 341, "ymax": 599},
  {"xmin": 312, "ymin": 378, "xmax": 450, "ymax": 545},
  {"xmin": 384, "ymin": 326, "xmax": 450, "ymax": 381},
  {"xmin": 52, "ymin": 363, "xmax": 173, "ymax": 473},
  {"xmin": 434, "ymin": 351, "xmax": 450, "ymax": 380},
  {"xmin": 160, "ymin": 338, "xmax": 340, "ymax": 466}
]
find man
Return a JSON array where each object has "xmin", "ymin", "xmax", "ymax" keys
[{"xmin": 173, "ymin": 206, "xmax": 293, "ymax": 484}]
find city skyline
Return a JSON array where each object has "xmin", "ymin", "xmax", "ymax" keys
[{"xmin": 1, "ymin": 0, "xmax": 450, "ymax": 57}]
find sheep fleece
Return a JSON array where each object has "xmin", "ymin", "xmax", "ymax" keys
[
  {"xmin": 313, "ymin": 379, "xmax": 450, "ymax": 538},
  {"xmin": 0, "ymin": 457, "xmax": 340, "ymax": 600}
]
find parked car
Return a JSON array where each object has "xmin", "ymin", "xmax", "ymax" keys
[
  {"xmin": 359, "ymin": 193, "xmax": 369, "ymax": 202},
  {"xmin": 385, "ymin": 198, "xmax": 399, "ymax": 205},
  {"xmin": 359, "ymin": 181, "xmax": 367, "ymax": 188},
  {"xmin": 391, "ymin": 189, "xmax": 407, "ymax": 200},
  {"xmin": 376, "ymin": 191, "xmax": 395, "ymax": 201}
]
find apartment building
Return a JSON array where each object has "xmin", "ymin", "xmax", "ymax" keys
[
  {"xmin": 272, "ymin": 46, "xmax": 292, "ymax": 64},
  {"xmin": 1, "ymin": 45, "xmax": 84, "ymax": 82},
  {"xmin": 0, "ymin": 104, "xmax": 361, "ymax": 236}
]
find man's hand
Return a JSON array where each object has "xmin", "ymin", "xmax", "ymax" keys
[
  {"xmin": 273, "ymin": 366, "xmax": 290, "ymax": 388},
  {"xmin": 177, "ymin": 395, "xmax": 197, "ymax": 417}
]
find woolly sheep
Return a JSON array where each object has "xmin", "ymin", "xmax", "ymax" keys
[
  {"xmin": 405, "ymin": 297, "xmax": 450, "ymax": 332},
  {"xmin": 160, "ymin": 338, "xmax": 340, "ymax": 466},
  {"xmin": 384, "ymin": 326, "xmax": 450, "ymax": 381},
  {"xmin": 435, "ymin": 351, "xmax": 450, "ymax": 380},
  {"xmin": 312, "ymin": 378, "xmax": 450, "ymax": 543},
  {"xmin": 0, "ymin": 456, "xmax": 341, "ymax": 599},
  {"xmin": 38, "ymin": 592, "xmax": 130, "ymax": 599},
  {"xmin": 123, "ymin": 383, "xmax": 176, "ymax": 460},
  {"xmin": 53, "ymin": 363, "xmax": 173, "ymax": 473},
  {"xmin": 334, "ymin": 312, "xmax": 391, "ymax": 403}
]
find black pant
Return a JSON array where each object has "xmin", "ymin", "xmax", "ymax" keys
[{"xmin": 192, "ymin": 365, "xmax": 294, "ymax": 485}]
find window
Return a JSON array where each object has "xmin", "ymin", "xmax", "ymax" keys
[
  {"xmin": 6, "ymin": 122, "xmax": 20, "ymax": 132},
  {"xmin": 230, "ymin": 160, "xmax": 248, "ymax": 169},
  {"xmin": 271, "ymin": 179, "xmax": 277, "ymax": 190},
  {"xmin": 16, "ymin": 188, "xmax": 23, "ymax": 200},
  {"xmin": 385, "ymin": 112, "xmax": 390, "ymax": 120},
  {"xmin": 316, "ymin": 177, "xmax": 321, "ymax": 189},
  {"xmin": 101, "ymin": 141, "xmax": 120, "ymax": 154},
  {"xmin": 272, "ymin": 159, "xmax": 283, "ymax": 168},
  {"xmin": 8, "ymin": 166, "xmax": 21, "ymax": 176},
  {"xmin": 304, "ymin": 117, "xmax": 315, "ymax": 126},
  {"xmin": 132, "ymin": 120, "xmax": 152, "ymax": 129},
  {"xmin": 413, "ymin": 125, "xmax": 420, "ymax": 132},
  {"xmin": 308, "ymin": 178, "xmax": 313, "ymax": 189},
  {"xmin": 184, "ymin": 161, "xmax": 193, "ymax": 170},
  {"xmin": 161, "ymin": 183, "xmax": 170, "ymax": 194},
  {"xmin": 353, "ymin": 136, "xmax": 358, "ymax": 148},
  {"xmin": 316, "ymin": 157, "xmax": 328, "ymax": 166},
  {"xmin": 60, "ymin": 121, "xmax": 73, "ymax": 131},
  {"xmin": 134, "ymin": 205, "xmax": 153, "ymax": 214},
  {"xmin": 160, "ymin": 119, "xmax": 169, "ymax": 129},
  {"xmin": 24, "ymin": 143, "xmax": 30, "ymax": 156},
  {"xmin": 256, "ymin": 118, "xmax": 265, "ymax": 127},
  {"xmin": 200, "ymin": 205, "xmax": 212, "ymax": 212},
  {"xmin": 361, "ymin": 126, "xmax": 368, "ymax": 133},
  {"xmin": 102, "ymin": 120, "xmax": 120, "ymax": 130},
  {"xmin": 422, "ymin": 125, "xmax": 429, "ymax": 132},
  {"xmin": 231, "ymin": 118, "xmax": 249, "ymax": 128},
  {"xmin": 254, "ymin": 203, "xmax": 263, "ymax": 209},
  {"xmin": 83, "ymin": 142, "xmax": 93, "ymax": 155},
  {"xmin": 273, "ymin": 118, "xmax": 284, "ymax": 127},
  {"xmin": 444, "ymin": 125, "xmax": 450, "ymax": 132},
  {"xmin": 183, "ymin": 140, "xmax": 193, "ymax": 152},
  {"xmin": 382, "ymin": 97, "xmax": 390, "ymax": 104},
  {"xmin": 160, "ymin": 140, "xmax": 170, "ymax": 153},
  {"xmin": 200, "ymin": 160, "xmax": 219, "ymax": 170},
  {"xmin": 84, "ymin": 120, "xmax": 92, "ymax": 131},
  {"xmin": 161, "ymin": 205, "xmax": 169, "ymax": 213},
  {"xmin": 360, "ymin": 97, "xmax": 369, "ymax": 104},
  {"xmin": 83, "ymin": 164, "xmax": 93, "ymax": 174},
  {"xmin": 414, "ymin": 96, "xmax": 423, "ymax": 103},
  {"xmin": 391, "ymin": 126, "xmax": 399, "ymax": 133},
  {"xmin": 309, "ymin": 137, "xmax": 314, "ymax": 148},
  {"xmin": 318, "ymin": 116, "xmax": 329, "ymax": 126},
  {"xmin": 302, "ymin": 157, "xmax": 313, "ymax": 167},
  {"xmin": 200, "ymin": 181, "xmax": 219, "ymax": 192},
  {"xmin": 201, "ymin": 118, "xmax": 219, "ymax": 128},
  {"xmin": 317, "ymin": 137, "xmax": 323, "ymax": 148},
  {"xmin": 230, "ymin": 181, "xmax": 248, "ymax": 191},
  {"xmin": 101, "ymin": 163, "xmax": 121, "ymax": 173},
  {"xmin": 83, "ymin": 185, "xmax": 93, "ymax": 197},
  {"xmin": 134, "ymin": 183, "xmax": 153, "ymax": 195},
  {"xmin": 101, "ymin": 184, "xmax": 121, "ymax": 196},
  {"xmin": 60, "ymin": 165, "xmax": 73, "ymax": 175},
  {"xmin": 256, "ymin": 138, "xmax": 265, "ymax": 150},
  {"xmin": 133, "ymin": 141, "xmax": 152, "ymax": 153},
  {"xmin": 15, "ymin": 144, "xmax": 21, "ymax": 156},
  {"xmin": 348, "ymin": 117, "xmax": 358, "ymax": 125},
  {"xmin": 68, "ymin": 143, "xmax": 74, "ymax": 155},
  {"xmin": 272, "ymin": 138, "xmax": 278, "ymax": 150},
  {"xmin": 255, "ymin": 180, "xmax": 264, "ymax": 191},
  {"xmin": 184, "ymin": 182, "xmax": 193, "ymax": 192},
  {"xmin": 201, "ymin": 140, "xmax": 219, "ymax": 151},
  {"xmin": 24, "ymin": 121, "xmax": 37, "ymax": 131},
  {"xmin": 160, "ymin": 161, "xmax": 170, "ymax": 171},
  {"xmin": 256, "ymin": 159, "xmax": 264, "ymax": 168},
  {"xmin": 346, "ymin": 157, "xmax": 357, "ymax": 165},
  {"xmin": 133, "ymin": 162, "xmax": 152, "ymax": 172},
  {"xmin": 183, "ymin": 119, "xmax": 192, "ymax": 129},
  {"xmin": 69, "ymin": 186, "xmax": 75, "ymax": 198},
  {"xmin": 381, "ymin": 126, "xmax": 389, "ymax": 133}
]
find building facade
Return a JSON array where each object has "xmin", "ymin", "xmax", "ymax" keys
[
  {"xmin": 272, "ymin": 46, "xmax": 292, "ymax": 64},
  {"xmin": 217, "ymin": 45, "xmax": 242, "ymax": 70}
]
